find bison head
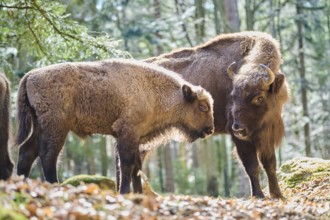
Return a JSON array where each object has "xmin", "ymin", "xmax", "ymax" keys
[
  {"xmin": 227, "ymin": 62, "xmax": 286, "ymax": 141},
  {"xmin": 179, "ymin": 84, "xmax": 214, "ymax": 142}
]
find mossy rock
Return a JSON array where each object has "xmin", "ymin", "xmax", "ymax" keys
[
  {"xmin": 62, "ymin": 175, "xmax": 116, "ymax": 191},
  {"xmin": 279, "ymin": 157, "xmax": 330, "ymax": 188},
  {"xmin": 0, "ymin": 206, "xmax": 27, "ymax": 220}
]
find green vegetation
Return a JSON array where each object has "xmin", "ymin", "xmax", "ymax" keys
[
  {"xmin": 62, "ymin": 175, "xmax": 116, "ymax": 191},
  {"xmin": 0, "ymin": 206, "xmax": 27, "ymax": 220},
  {"xmin": 279, "ymin": 157, "xmax": 330, "ymax": 188}
]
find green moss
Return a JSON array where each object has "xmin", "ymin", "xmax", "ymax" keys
[
  {"xmin": 0, "ymin": 206, "xmax": 27, "ymax": 220},
  {"xmin": 279, "ymin": 157, "xmax": 330, "ymax": 188},
  {"xmin": 62, "ymin": 175, "xmax": 116, "ymax": 191}
]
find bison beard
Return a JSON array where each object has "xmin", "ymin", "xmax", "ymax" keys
[
  {"xmin": 144, "ymin": 31, "xmax": 289, "ymax": 199},
  {"xmin": 179, "ymin": 123, "xmax": 213, "ymax": 142}
]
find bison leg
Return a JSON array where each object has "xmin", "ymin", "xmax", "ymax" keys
[
  {"xmin": 117, "ymin": 148, "xmax": 145, "ymax": 193},
  {"xmin": 234, "ymin": 138, "xmax": 265, "ymax": 198},
  {"xmin": 131, "ymin": 152, "xmax": 144, "ymax": 193},
  {"xmin": 38, "ymin": 130, "xmax": 68, "ymax": 183},
  {"xmin": 0, "ymin": 156, "xmax": 13, "ymax": 180},
  {"xmin": 17, "ymin": 132, "xmax": 39, "ymax": 178},
  {"xmin": 117, "ymin": 138, "xmax": 140, "ymax": 194},
  {"xmin": 260, "ymin": 152, "xmax": 284, "ymax": 199},
  {"xmin": 131, "ymin": 150, "xmax": 148, "ymax": 193}
]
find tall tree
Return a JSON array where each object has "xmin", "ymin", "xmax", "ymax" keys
[
  {"xmin": 220, "ymin": 0, "xmax": 240, "ymax": 32},
  {"xmin": 296, "ymin": 0, "xmax": 312, "ymax": 156},
  {"xmin": 100, "ymin": 136, "xmax": 108, "ymax": 176},
  {"xmin": 164, "ymin": 144, "xmax": 175, "ymax": 193},
  {"xmin": 194, "ymin": 0, "xmax": 205, "ymax": 43},
  {"xmin": 244, "ymin": 0, "xmax": 267, "ymax": 30},
  {"xmin": 174, "ymin": 0, "xmax": 193, "ymax": 46},
  {"xmin": 245, "ymin": 0, "xmax": 254, "ymax": 30},
  {"xmin": 157, "ymin": 147, "xmax": 165, "ymax": 193},
  {"xmin": 192, "ymin": 142, "xmax": 199, "ymax": 194},
  {"xmin": 153, "ymin": 0, "xmax": 163, "ymax": 55},
  {"xmin": 212, "ymin": 0, "xmax": 221, "ymax": 34},
  {"xmin": 269, "ymin": 0, "xmax": 276, "ymax": 36}
]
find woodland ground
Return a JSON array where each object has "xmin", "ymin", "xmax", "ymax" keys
[{"xmin": 0, "ymin": 157, "xmax": 329, "ymax": 220}]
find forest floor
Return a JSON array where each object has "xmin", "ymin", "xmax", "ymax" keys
[{"xmin": 0, "ymin": 157, "xmax": 329, "ymax": 220}]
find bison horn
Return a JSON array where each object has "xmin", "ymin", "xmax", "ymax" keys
[
  {"xmin": 227, "ymin": 62, "xmax": 236, "ymax": 80},
  {"xmin": 259, "ymin": 64, "xmax": 275, "ymax": 86}
]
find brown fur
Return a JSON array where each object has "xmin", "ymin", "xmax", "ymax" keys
[
  {"xmin": 146, "ymin": 31, "xmax": 290, "ymax": 199},
  {"xmin": 0, "ymin": 72, "xmax": 13, "ymax": 180},
  {"xmin": 15, "ymin": 59, "xmax": 214, "ymax": 194}
]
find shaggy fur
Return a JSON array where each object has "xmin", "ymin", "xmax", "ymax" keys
[
  {"xmin": 146, "ymin": 31, "xmax": 290, "ymax": 199},
  {"xmin": 0, "ymin": 72, "xmax": 13, "ymax": 180},
  {"xmin": 15, "ymin": 59, "xmax": 214, "ymax": 194}
]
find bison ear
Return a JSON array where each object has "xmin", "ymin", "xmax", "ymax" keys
[
  {"xmin": 182, "ymin": 84, "xmax": 197, "ymax": 102},
  {"xmin": 269, "ymin": 72, "xmax": 285, "ymax": 94}
]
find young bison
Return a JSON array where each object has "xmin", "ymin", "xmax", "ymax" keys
[
  {"xmin": 145, "ymin": 31, "xmax": 290, "ymax": 199},
  {"xmin": 16, "ymin": 59, "xmax": 214, "ymax": 194},
  {"xmin": 0, "ymin": 72, "xmax": 13, "ymax": 180}
]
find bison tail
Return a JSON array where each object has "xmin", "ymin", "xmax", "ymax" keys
[
  {"xmin": 0, "ymin": 76, "xmax": 10, "ymax": 148},
  {"xmin": 16, "ymin": 75, "xmax": 35, "ymax": 147}
]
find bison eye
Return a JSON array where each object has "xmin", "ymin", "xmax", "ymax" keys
[
  {"xmin": 199, "ymin": 105, "xmax": 208, "ymax": 112},
  {"xmin": 253, "ymin": 96, "xmax": 264, "ymax": 105}
]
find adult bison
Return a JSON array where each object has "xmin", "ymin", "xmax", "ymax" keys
[
  {"xmin": 15, "ymin": 59, "xmax": 214, "ymax": 194},
  {"xmin": 144, "ymin": 31, "xmax": 289, "ymax": 199},
  {"xmin": 0, "ymin": 72, "xmax": 14, "ymax": 180}
]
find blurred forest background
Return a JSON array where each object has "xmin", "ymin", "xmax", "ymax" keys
[{"xmin": 0, "ymin": 0, "xmax": 329, "ymax": 197}]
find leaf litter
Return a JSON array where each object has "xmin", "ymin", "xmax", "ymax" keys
[{"xmin": 0, "ymin": 174, "xmax": 329, "ymax": 220}]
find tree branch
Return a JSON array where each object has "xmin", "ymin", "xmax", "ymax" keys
[
  {"xmin": 174, "ymin": 0, "xmax": 193, "ymax": 47},
  {"xmin": 23, "ymin": 1, "xmax": 48, "ymax": 57},
  {"xmin": 0, "ymin": 4, "xmax": 34, "ymax": 10},
  {"xmin": 31, "ymin": 0, "xmax": 113, "ymax": 53}
]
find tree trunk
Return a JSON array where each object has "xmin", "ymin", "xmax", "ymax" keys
[
  {"xmin": 153, "ymin": 0, "xmax": 163, "ymax": 55},
  {"xmin": 194, "ymin": 0, "xmax": 205, "ymax": 43},
  {"xmin": 275, "ymin": 0, "xmax": 283, "ymax": 47},
  {"xmin": 100, "ymin": 136, "xmax": 108, "ymax": 176},
  {"xmin": 174, "ymin": 0, "xmax": 193, "ymax": 46},
  {"xmin": 164, "ymin": 144, "xmax": 175, "ymax": 193},
  {"xmin": 212, "ymin": 0, "xmax": 221, "ymax": 34},
  {"xmin": 328, "ymin": 3, "xmax": 330, "ymax": 44},
  {"xmin": 85, "ymin": 137, "xmax": 95, "ymax": 175},
  {"xmin": 205, "ymin": 139, "xmax": 218, "ymax": 196},
  {"xmin": 245, "ymin": 0, "xmax": 254, "ymax": 30},
  {"xmin": 192, "ymin": 142, "xmax": 199, "ymax": 194},
  {"xmin": 269, "ymin": 0, "xmax": 276, "ymax": 37},
  {"xmin": 157, "ymin": 147, "xmax": 164, "ymax": 193},
  {"xmin": 221, "ymin": 136, "xmax": 230, "ymax": 197},
  {"xmin": 223, "ymin": 0, "xmax": 240, "ymax": 32},
  {"xmin": 235, "ymin": 164, "xmax": 251, "ymax": 197},
  {"xmin": 296, "ymin": 0, "xmax": 312, "ymax": 157}
]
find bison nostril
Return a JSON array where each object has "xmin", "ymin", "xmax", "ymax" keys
[
  {"xmin": 204, "ymin": 127, "xmax": 214, "ymax": 135},
  {"xmin": 232, "ymin": 123, "xmax": 240, "ymax": 131},
  {"xmin": 232, "ymin": 123, "xmax": 248, "ymax": 137},
  {"xmin": 238, "ymin": 128, "xmax": 247, "ymax": 136}
]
